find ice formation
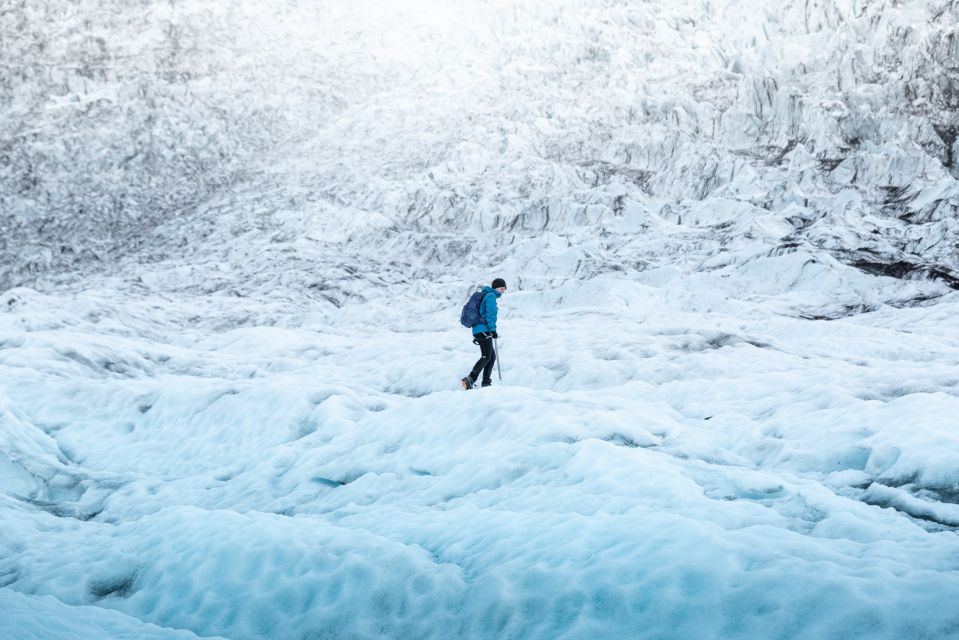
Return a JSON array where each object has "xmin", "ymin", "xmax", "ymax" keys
[{"xmin": 2, "ymin": 1, "xmax": 959, "ymax": 638}]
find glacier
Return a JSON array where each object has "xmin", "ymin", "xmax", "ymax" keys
[{"xmin": 2, "ymin": 0, "xmax": 959, "ymax": 638}]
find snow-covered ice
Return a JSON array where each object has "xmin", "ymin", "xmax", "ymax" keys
[
  {"xmin": 3, "ymin": 0, "xmax": 959, "ymax": 638},
  {"xmin": 3, "ymin": 279, "xmax": 959, "ymax": 638}
]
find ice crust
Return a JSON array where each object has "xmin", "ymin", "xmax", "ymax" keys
[
  {"xmin": 3, "ymin": 281, "xmax": 959, "ymax": 638},
  {"xmin": 3, "ymin": 0, "xmax": 959, "ymax": 638}
]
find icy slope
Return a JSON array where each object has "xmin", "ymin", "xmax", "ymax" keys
[
  {"xmin": 3, "ymin": 0, "xmax": 958, "ymax": 301},
  {"xmin": 2, "ymin": 281, "xmax": 959, "ymax": 639}
]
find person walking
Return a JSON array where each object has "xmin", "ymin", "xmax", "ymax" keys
[{"xmin": 461, "ymin": 278, "xmax": 507, "ymax": 390}]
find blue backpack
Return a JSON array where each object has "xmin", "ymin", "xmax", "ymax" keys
[{"xmin": 459, "ymin": 290, "xmax": 490, "ymax": 328}]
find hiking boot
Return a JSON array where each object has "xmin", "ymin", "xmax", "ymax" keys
[
  {"xmin": 481, "ymin": 381, "xmax": 492, "ymax": 388},
  {"xmin": 461, "ymin": 377, "xmax": 475, "ymax": 390}
]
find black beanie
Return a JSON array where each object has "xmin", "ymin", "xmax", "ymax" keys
[{"xmin": 492, "ymin": 278, "xmax": 507, "ymax": 289}]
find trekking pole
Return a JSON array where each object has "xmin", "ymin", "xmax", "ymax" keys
[{"xmin": 494, "ymin": 338, "xmax": 502, "ymax": 381}]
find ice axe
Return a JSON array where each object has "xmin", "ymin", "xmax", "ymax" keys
[{"xmin": 493, "ymin": 337, "xmax": 502, "ymax": 381}]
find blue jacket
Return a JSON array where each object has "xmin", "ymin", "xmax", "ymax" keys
[{"xmin": 472, "ymin": 286, "xmax": 502, "ymax": 335}]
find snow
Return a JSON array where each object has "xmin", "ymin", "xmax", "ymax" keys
[
  {"xmin": 4, "ymin": 0, "xmax": 959, "ymax": 637},
  {"xmin": 3, "ymin": 278, "xmax": 959, "ymax": 638}
]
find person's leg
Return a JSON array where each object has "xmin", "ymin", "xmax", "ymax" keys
[
  {"xmin": 468, "ymin": 333, "xmax": 492, "ymax": 383},
  {"xmin": 481, "ymin": 339, "xmax": 496, "ymax": 386}
]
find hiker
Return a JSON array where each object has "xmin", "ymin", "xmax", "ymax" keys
[{"xmin": 461, "ymin": 278, "xmax": 507, "ymax": 390}]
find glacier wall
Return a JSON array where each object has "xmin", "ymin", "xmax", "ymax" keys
[{"xmin": 2, "ymin": 0, "xmax": 958, "ymax": 304}]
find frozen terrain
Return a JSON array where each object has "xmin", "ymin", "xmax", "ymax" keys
[{"xmin": 3, "ymin": 0, "xmax": 959, "ymax": 638}]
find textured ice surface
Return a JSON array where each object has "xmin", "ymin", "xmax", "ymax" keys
[
  {"xmin": 3, "ymin": 281, "xmax": 959, "ymax": 639},
  {"xmin": 3, "ymin": 0, "xmax": 959, "ymax": 638},
  {"xmin": 3, "ymin": 0, "xmax": 958, "ymax": 297}
]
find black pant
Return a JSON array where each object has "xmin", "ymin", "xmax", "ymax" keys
[{"xmin": 469, "ymin": 332, "xmax": 496, "ymax": 385}]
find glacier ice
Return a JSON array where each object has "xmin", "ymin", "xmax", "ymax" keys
[{"xmin": 3, "ymin": 1, "xmax": 959, "ymax": 638}]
